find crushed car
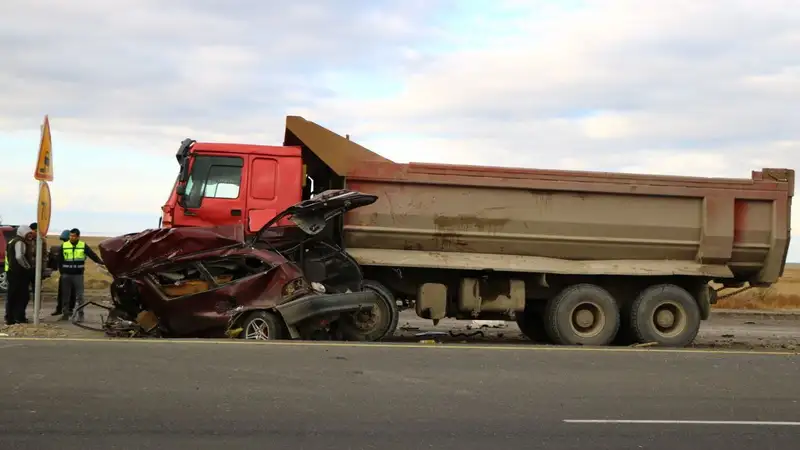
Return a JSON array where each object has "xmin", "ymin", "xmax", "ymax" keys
[{"xmin": 74, "ymin": 189, "xmax": 399, "ymax": 341}]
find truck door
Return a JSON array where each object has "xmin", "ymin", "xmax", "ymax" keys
[
  {"xmin": 179, "ymin": 155, "xmax": 247, "ymax": 228},
  {"xmin": 245, "ymin": 154, "xmax": 303, "ymax": 233}
]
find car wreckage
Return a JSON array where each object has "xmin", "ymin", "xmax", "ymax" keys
[{"xmin": 74, "ymin": 189, "xmax": 400, "ymax": 341}]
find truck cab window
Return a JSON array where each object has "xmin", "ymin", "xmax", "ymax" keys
[
  {"xmin": 184, "ymin": 156, "xmax": 244, "ymax": 208},
  {"xmin": 204, "ymin": 165, "xmax": 241, "ymax": 199}
]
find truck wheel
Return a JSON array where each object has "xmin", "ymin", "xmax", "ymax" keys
[
  {"xmin": 241, "ymin": 311, "xmax": 284, "ymax": 341},
  {"xmin": 339, "ymin": 280, "xmax": 400, "ymax": 342},
  {"xmin": 630, "ymin": 284, "xmax": 700, "ymax": 347},
  {"xmin": 544, "ymin": 284, "xmax": 620, "ymax": 346},
  {"xmin": 515, "ymin": 309, "xmax": 550, "ymax": 343}
]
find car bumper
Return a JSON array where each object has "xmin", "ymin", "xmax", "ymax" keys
[{"xmin": 276, "ymin": 291, "xmax": 379, "ymax": 326}]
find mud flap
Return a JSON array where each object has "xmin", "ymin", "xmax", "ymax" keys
[{"xmin": 696, "ymin": 284, "xmax": 713, "ymax": 320}]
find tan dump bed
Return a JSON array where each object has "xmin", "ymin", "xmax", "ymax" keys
[{"xmin": 284, "ymin": 116, "xmax": 794, "ymax": 285}]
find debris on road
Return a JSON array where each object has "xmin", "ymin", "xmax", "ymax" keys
[{"xmin": 467, "ymin": 320, "xmax": 508, "ymax": 329}]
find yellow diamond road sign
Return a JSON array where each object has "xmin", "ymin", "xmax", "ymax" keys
[{"xmin": 34, "ymin": 115, "xmax": 53, "ymax": 182}]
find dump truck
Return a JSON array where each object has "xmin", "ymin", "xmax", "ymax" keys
[{"xmin": 159, "ymin": 116, "xmax": 794, "ymax": 347}]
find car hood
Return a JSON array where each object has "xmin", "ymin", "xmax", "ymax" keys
[
  {"xmin": 251, "ymin": 189, "xmax": 377, "ymax": 244},
  {"xmin": 99, "ymin": 225, "xmax": 247, "ymax": 277}
]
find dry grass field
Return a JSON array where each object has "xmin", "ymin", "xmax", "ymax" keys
[
  {"xmin": 714, "ymin": 264, "xmax": 800, "ymax": 310},
  {"xmin": 39, "ymin": 235, "xmax": 800, "ymax": 310}
]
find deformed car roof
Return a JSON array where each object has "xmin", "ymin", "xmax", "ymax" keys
[{"xmin": 99, "ymin": 225, "xmax": 247, "ymax": 277}]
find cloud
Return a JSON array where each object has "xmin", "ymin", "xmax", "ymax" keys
[{"xmin": 0, "ymin": 0, "xmax": 797, "ymax": 260}]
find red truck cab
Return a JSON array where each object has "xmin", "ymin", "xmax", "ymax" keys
[
  {"xmin": 162, "ymin": 141, "xmax": 305, "ymax": 233},
  {"xmin": 162, "ymin": 116, "xmax": 390, "ymax": 233}
]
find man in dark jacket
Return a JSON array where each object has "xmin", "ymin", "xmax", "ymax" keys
[
  {"xmin": 48, "ymin": 230, "xmax": 74, "ymax": 316},
  {"xmin": 58, "ymin": 228, "xmax": 104, "ymax": 322},
  {"xmin": 4, "ymin": 225, "xmax": 33, "ymax": 324}
]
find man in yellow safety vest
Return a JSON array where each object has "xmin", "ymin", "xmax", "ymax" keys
[{"xmin": 58, "ymin": 228, "xmax": 104, "ymax": 322}]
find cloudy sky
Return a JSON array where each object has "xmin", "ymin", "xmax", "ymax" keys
[{"xmin": 0, "ymin": 0, "xmax": 797, "ymax": 261}]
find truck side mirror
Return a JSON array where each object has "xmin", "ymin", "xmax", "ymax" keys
[{"xmin": 176, "ymin": 184, "xmax": 186, "ymax": 196}]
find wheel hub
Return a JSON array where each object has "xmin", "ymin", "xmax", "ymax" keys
[
  {"xmin": 651, "ymin": 301, "xmax": 686, "ymax": 337},
  {"xmin": 245, "ymin": 318, "xmax": 270, "ymax": 340},
  {"xmin": 353, "ymin": 308, "xmax": 380, "ymax": 331},
  {"xmin": 569, "ymin": 302, "xmax": 605, "ymax": 338},
  {"xmin": 655, "ymin": 309, "xmax": 675, "ymax": 328},
  {"xmin": 575, "ymin": 309, "xmax": 594, "ymax": 328}
]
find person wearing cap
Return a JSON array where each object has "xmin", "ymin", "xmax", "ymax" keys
[
  {"xmin": 4, "ymin": 225, "xmax": 34, "ymax": 324},
  {"xmin": 48, "ymin": 229, "xmax": 74, "ymax": 317}
]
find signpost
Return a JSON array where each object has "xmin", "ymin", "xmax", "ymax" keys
[{"xmin": 33, "ymin": 115, "xmax": 53, "ymax": 326}]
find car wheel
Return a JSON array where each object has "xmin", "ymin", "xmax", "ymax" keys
[
  {"xmin": 0, "ymin": 271, "xmax": 7, "ymax": 293},
  {"xmin": 544, "ymin": 283, "xmax": 620, "ymax": 346},
  {"xmin": 630, "ymin": 284, "xmax": 701, "ymax": 348},
  {"xmin": 339, "ymin": 280, "xmax": 400, "ymax": 342},
  {"xmin": 241, "ymin": 311, "xmax": 284, "ymax": 341}
]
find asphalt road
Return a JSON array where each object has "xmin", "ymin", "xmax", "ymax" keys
[{"xmin": 1, "ymin": 339, "xmax": 798, "ymax": 449}]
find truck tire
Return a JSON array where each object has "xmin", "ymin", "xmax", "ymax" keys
[
  {"xmin": 630, "ymin": 284, "xmax": 700, "ymax": 347},
  {"xmin": 544, "ymin": 284, "xmax": 620, "ymax": 346},
  {"xmin": 339, "ymin": 280, "xmax": 400, "ymax": 342},
  {"xmin": 515, "ymin": 309, "xmax": 550, "ymax": 343}
]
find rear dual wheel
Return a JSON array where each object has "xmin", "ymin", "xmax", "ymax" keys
[
  {"xmin": 629, "ymin": 284, "xmax": 700, "ymax": 348},
  {"xmin": 544, "ymin": 284, "xmax": 620, "ymax": 346},
  {"xmin": 541, "ymin": 282, "xmax": 701, "ymax": 347}
]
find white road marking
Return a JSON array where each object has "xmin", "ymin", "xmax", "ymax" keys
[{"xmin": 564, "ymin": 420, "xmax": 800, "ymax": 426}]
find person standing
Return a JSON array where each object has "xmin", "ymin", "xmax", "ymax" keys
[
  {"xmin": 59, "ymin": 228, "xmax": 104, "ymax": 322},
  {"xmin": 25, "ymin": 222, "xmax": 49, "ymax": 296},
  {"xmin": 48, "ymin": 230, "xmax": 74, "ymax": 317},
  {"xmin": 4, "ymin": 225, "xmax": 33, "ymax": 325}
]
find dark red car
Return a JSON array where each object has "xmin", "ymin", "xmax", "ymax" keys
[{"xmin": 78, "ymin": 190, "xmax": 399, "ymax": 341}]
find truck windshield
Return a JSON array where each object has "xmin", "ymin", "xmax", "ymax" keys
[{"xmin": 183, "ymin": 155, "xmax": 244, "ymax": 209}]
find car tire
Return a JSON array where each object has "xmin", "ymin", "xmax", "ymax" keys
[
  {"xmin": 240, "ymin": 311, "xmax": 284, "ymax": 341},
  {"xmin": 544, "ymin": 283, "xmax": 620, "ymax": 346},
  {"xmin": 0, "ymin": 271, "xmax": 7, "ymax": 293},
  {"xmin": 630, "ymin": 284, "xmax": 701, "ymax": 348},
  {"xmin": 339, "ymin": 280, "xmax": 400, "ymax": 342}
]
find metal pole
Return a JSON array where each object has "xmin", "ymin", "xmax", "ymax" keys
[{"xmin": 33, "ymin": 181, "xmax": 44, "ymax": 326}]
